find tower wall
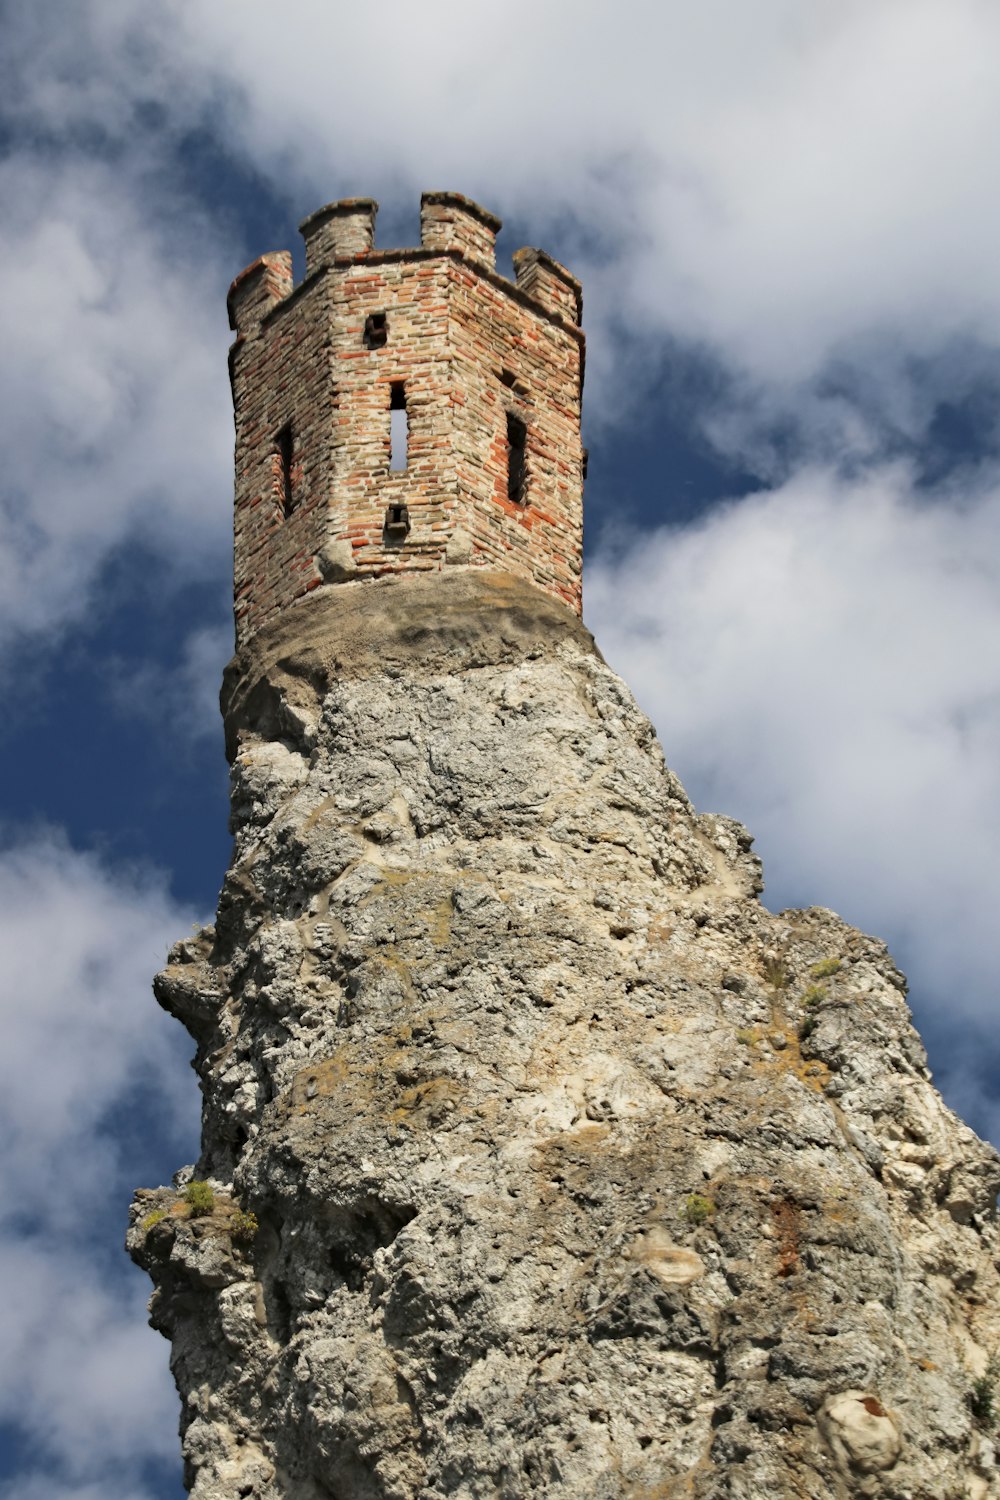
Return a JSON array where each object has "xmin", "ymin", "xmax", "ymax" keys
[
  {"xmin": 227, "ymin": 193, "xmax": 585, "ymax": 645},
  {"xmin": 228, "ymin": 261, "xmax": 334, "ymax": 634}
]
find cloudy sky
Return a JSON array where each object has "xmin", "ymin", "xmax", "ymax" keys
[{"xmin": 3, "ymin": 2, "xmax": 1000, "ymax": 1495}]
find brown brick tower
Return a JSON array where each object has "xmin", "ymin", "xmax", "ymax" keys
[{"xmin": 226, "ymin": 192, "xmax": 585, "ymax": 645}]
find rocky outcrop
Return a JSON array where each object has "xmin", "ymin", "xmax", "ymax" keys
[{"xmin": 129, "ymin": 570, "xmax": 1000, "ymax": 1499}]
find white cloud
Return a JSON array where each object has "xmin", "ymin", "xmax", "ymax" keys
[
  {"xmin": 146, "ymin": 0, "xmax": 1000, "ymax": 438},
  {"xmin": 0, "ymin": 832, "xmax": 199, "ymax": 1226},
  {"xmin": 12, "ymin": 2, "xmax": 1000, "ymax": 447},
  {"xmin": 0, "ymin": 831, "xmax": 199, "ymax": 1491},
  {"xmin": 0, "ymin": 147, "xmax": 233, "ymax": 649},
  {"xmin": 2, "ymin": 1483, "xmax": 162, "ymax": 1500},
  {"xmin": 586, "ymin": 464, "xmax": 1000, "ymax": 1139},
  {"xmin": 0, "ymin": 1242, "xmax": 178, "ymax": 1476}
]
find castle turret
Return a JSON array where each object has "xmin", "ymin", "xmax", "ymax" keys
[{"xmin": 227, "ymin": 192, "xmax": 585, "ymax": 645}]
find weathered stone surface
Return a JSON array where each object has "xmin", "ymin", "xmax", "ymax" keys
[
  {"xmin": 818, "ymin": 1391, "xmax": 903, "ymax": 1484},
  {"xmin": 130, "ymin": 572, "xmax": 1000, "ymax": 1499}
]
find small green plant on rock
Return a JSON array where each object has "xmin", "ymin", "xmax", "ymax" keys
[
  {"xmin": 185, "ymin": 1180, "xmax": 215, "ymax": 1217},
  {"xmin": 801, "ymin": 984, "xmax": 826, "ymax": 1008},
  {"xmin": 762, "ymin": 957, "xmax": 788, "ymax": 991},
  {"xmin": 970, "ymin": 1354, "xmax": 1000, "ymax": 1429},
  {"xmin": 736, "ymin": 1028, "xmax": 756, "ymax": 1046},
  {"xmin": 810, "ymin": 958, "xmax": 841, "ymax": 979},
  {"xmin": 231, "ymin": 1209, "xmax": 259, "ymax": 1245},
  {"xmin": 799, "ymin": 1014, "xmax": 818, "ymax": 1041},
  {"xmin": 683, "ymin": 1193, "xmax": 715, "ymax": 1226},
  {"xmin": 141, "ymin": 1209, "xmax": 167, "ymax": 1233}
]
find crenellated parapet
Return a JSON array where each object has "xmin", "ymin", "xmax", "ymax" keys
[{"xmin": 227, "ymin": 192, "xmax": 585, "ymax": 643}]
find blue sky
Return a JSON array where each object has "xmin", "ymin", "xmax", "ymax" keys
[{"xmin": 3, "ymin": 3, "xmax": 1000, "ymax": 1496}]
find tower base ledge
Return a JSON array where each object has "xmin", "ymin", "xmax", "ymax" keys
[{"xmin": 221, "ymin": 570, "xmax": 598, "ymax": 761}]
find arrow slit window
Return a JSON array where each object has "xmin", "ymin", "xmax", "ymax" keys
[
  {"xmin": 390, "ymin": 383, "xmax": 408, "ymax": 471},
  {"xmin": 275, "ymin": 423, "xmax": 295, "ymax": 516},
  {"xmin": 506, "ymin": 412, "xmax": 526, "ymax": 504}
]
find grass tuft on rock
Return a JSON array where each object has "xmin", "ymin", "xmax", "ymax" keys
[
  {"xmin": 683, "ymin": 1193, "xmax": 715, "ymax": 1226},
  {"xmin": 185, "ymin": 1180, "xmax": 215, "ymax": 1217}
]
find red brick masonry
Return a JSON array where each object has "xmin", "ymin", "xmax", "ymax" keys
[{"xmin": 227, "ymin": 192, "xmax": 585, "ymax": 644}]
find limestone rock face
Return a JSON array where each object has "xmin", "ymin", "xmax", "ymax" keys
[{"xmin": 129, "ymin": 571, "xmax": 1000, "ymax": 1500}]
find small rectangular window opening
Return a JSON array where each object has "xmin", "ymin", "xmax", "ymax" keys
[
  {"xmin": 389, "ymin": 383, "xmax": 408, "ymax": 471},
  {"xmin": 384, "ymin": 502, "xmax": 410, "ymax": 537},
  {"xmin": 500, "ymin": 368, "xmax": 528, "ymax": 396},
  {"xmin": 276, "ymin": 423, "xmax": 295, "ymax": 516},
  {"xmin": 365, "ymin": 311, "xmax": 388, "ymax": 349},
  {"xmin": 506, "ymin": 412, "xmax": 527, "ymax": 504}
]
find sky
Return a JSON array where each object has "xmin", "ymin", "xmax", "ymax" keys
[{"xmin": 2, "ymin": 2, "xmax": 1000, "ymax": 1496}]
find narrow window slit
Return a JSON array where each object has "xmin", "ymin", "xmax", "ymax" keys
[
  {"xmin": 506, "ymin": 412, "xmax": 527, "ymax": 504},
  {"xmin": 275, "ymin": 423, "xmax": 295, "ymax": 516},
  {"xmin": 389, "ymin": 383, "xmax": 408, "ymax": 471}
]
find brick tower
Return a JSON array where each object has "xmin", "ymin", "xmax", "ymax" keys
[{"xmin": 226, "ymin": 192, "xmax": 585, "ymax": 645}]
